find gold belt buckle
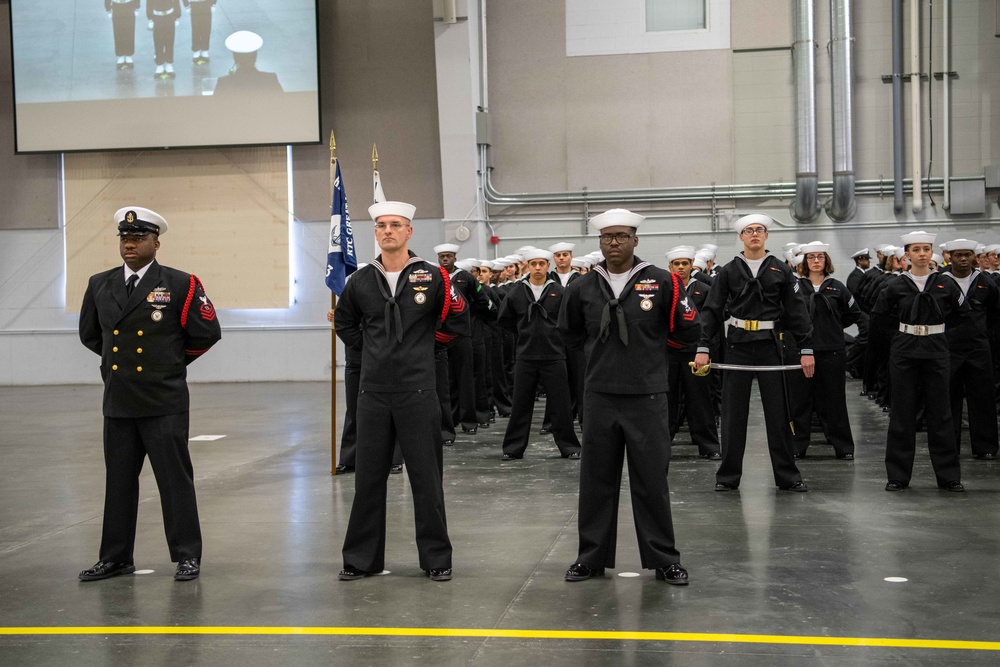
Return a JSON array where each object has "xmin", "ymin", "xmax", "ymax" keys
[
  {"xmin": 745, "ymin": 319, "xmax": 759, "ymax": 331},
  {"xmin": 915, "ymin": 324, "xmax": 928, "ymax": 336}
]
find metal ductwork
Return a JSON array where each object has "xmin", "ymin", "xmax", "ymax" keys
[
  {"xmin": 791, "ymin": 0, "xmax": 820, "ymax": 223},
  {"xmin": 827, "ymin": 0, "xmax": 857, "ymax": 221},
  {"xmin": 891, "ymin": 0, "xmax": 905, "ymax": 212}
]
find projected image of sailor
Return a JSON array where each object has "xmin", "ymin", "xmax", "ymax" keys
[
  {"xmin": 184, "ymin": 0, "xmax": 217, "ymax": 65},
  {"xmin": 8, "ymin": 0, "xmax": 320, "ymax": 151},
  {"xmin": 213, "ymin": 31, "xmax": 283, "ymax": 96},
  {"xmin": 106, "ymin": 0, "xmax": 139, "ymax": 71},
  {"xmin": 149, "ymin": 0, "xmax": 182, "ymax": 79}
]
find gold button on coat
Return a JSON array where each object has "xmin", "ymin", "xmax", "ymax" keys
[
  {"xmin": 113, "ymin": 329, "xmax": 119, "ymax": 335},
  {"xmin": 137, "ymin": 367, "xmax": 142, "ymax": 372},
  {"xmin": 112, "ymin": 347, "xmax": 118, "ymax": 352},
  {"xmin": 137, "ymin": 348, "xmax": 142, "ymax": 354},
  {"xmin": 137, "ymin": 331, "xmax": 143, "ymax": 336},
  {"xmin": 112, "ymin": 365, "xmax": 118, "ymax": 371}
]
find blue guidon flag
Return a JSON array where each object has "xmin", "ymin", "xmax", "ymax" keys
[{"xmin": 325, "ymin": 160, "xmax": 357, "ymax": 296}]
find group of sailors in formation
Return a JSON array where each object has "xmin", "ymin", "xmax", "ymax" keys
[{"xmin": 332, "ymin": 202, "xmax": 1000, "ymax": 584}]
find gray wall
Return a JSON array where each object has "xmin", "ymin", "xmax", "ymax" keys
[{"xmin": 487, "ymin": 0, "xmax": 999, "ymax": 190}]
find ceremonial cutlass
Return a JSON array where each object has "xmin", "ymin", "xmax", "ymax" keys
[{"xmin": 688, "ymin": 361, "xmax": 803, "ymax": 376}]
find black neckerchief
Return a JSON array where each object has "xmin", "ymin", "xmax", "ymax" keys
[
  {"xmin": 592, "ymin": 259, "xmax": 652, "ymax": 346},
  {"xmin": 370, "ymin": 253, "xmax": 425, "ymax": 343}
]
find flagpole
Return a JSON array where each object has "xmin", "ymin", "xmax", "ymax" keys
[{"xmin": 330, "ymin": 130, "xmax": 339, "ymax": 476}]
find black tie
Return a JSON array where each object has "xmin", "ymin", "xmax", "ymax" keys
[{"xmin": 126, "ymin": 274, "xmax": 138, "ymax": 297}]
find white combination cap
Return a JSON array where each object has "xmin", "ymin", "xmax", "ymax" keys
[
  {"xmin": 665, "ymin": 245, "xmax": 697, "ymax": 263},
  {"xmin": 225, "ymin": 31, "xmax": 264, "ymax": 54},
  {"xmin": 588, "ymin": 208, "xmax": 645, "ymax": 232},
  {"xmin": 369, "ymin": 201, "xmax": 416, "ymax": 221},
  {"xmin": 115, "ymin": 206, "xmax": 168, "ymax": 236},
  {"xmin": 734, "ymin": 213, "xmax": 774, "ymax": 233},
  {"xmin": 433, "ymin": 243, "xmax": 460, "ymax": 255},
  {"xmin": 900, "ymin": 230, "xmax": 936, "ymax": 246},
  {"xmin": 850, "ymin": 248, "xmax": 870, "ymax": 259},
  {"xmin": 942, "ymin": 239, "xmax": 979, "ymax": 252},
  {"xmin": 548, "ymin": 242, "xmax": 575, "ymax": 253}
]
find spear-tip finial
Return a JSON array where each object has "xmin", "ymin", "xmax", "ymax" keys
[{"xmin": 372, "ymin": 143, "xmax": 379, "ymax": 172}]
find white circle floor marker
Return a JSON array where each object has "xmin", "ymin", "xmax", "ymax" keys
[
  {"xmin": 618, "ymin": 572, "xmax": 641, "ymax": 578},
  {"xmin": 134, "ymin": 570, "xmax": 155, "ymax": 575},
  {"xmin": 884, "ymin": 576, "xmax": 908, "ymax": 583}
]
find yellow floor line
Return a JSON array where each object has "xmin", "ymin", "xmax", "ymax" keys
[{"xmin": 0, "ymin": 626, "xmax": 998, "ymax": 651}]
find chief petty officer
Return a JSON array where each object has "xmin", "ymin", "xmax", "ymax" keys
[{"xmin": 78, "ymin": 206, "xmax": 222, "ymax": 582}]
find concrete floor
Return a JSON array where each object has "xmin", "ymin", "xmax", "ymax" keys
[{"xmin": 1, "ymin": 380, "xmax": 999, "ymax": 665}]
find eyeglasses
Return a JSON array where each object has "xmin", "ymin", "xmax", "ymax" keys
[
  {"xmin": 741, "ymin": 227, "xmax": 767, "ymax": 236},
  {"xmin": 805, "ymin": 253, "xmax": 826, "ymax": 261},
  {"xmin": 374, "ymin": 222, "xmax": 409, "ymax": 231},
  {"xmin": 599, "ymin": 232, "xmax": 633, "ymax": 245}
]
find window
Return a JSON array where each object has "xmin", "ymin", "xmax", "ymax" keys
[{"xmin": 646, "ymin": 0, "xmax": 706, "ymax": 32}]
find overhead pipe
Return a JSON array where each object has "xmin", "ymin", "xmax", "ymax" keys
[
  {"xmin": 791, "ymin": 0, "xmax": 820, "ymax": 223},
  {"xmin": 484, "ymin": 165, "xmax": 943, "ymax": 207},
  {"xmin": 942, "ymin": 0, "xmax": 952, "ymax": 210},
  {"xmin": 891, "ymin": 0, "xmax": 905, "ymax": 212},
  {"xmin": 828, "ymin": 0, "xmax": 857, "ymax": 221},
  {"xmin": 911, "ymin": 0, "xmax": 923, "ymax": 213}
]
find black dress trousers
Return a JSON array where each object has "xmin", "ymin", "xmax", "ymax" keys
[
  {"xmin": 716, "ymin": 339, "xmax": 802, "ymax": 488},
  {"xmin": 666, "ymin": 351, "xmax": 720, "ymax": 456},
  {"xmin": 885, "ymin": 354, "xmax": 961, "ymax": 486},
  {"xmin": 112, "ymin": 4, "xmax": 137, "ymax": 56},
  {"xmin": 343, "ymin": 390, "xmax": 451, "ymax": 572},
  {"xmin": 502, "ymin": 359, "xmax": 580, "ymax": 458},
  {"xmin": 797, "ymin": 349, "xmax": 856, "ymax": 457},
  {"xmin": 446, "ymin": 337, "xmax": 478, "ymax": 431},
  {"xmin": 576, "ymin": 392, "xmax": 679, "ymax": 570},
  {"xmin": 950, "ymin": 346, "xmax": 999, "ymax": 457},
  {"xmin": 101, "ymin": 412, "xmax": 201, "ymax": 564}
]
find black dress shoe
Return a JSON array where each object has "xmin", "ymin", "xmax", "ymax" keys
[
  {"xmin": 885, "ymin": 480, "xmax": 907, "ymax": 491},
  {"xmin": 939, "ymin": 480, "xmax": 965, "ymax": 492},
  {"xmin": 707, "ymin": 452, "xmax": 722, "ymax": 461},
  {"xmin": 779, "ymin": 481, "xmax": 808, "ymax": 492},
  {"xmin": 335, "ymin": 464, "xmax": 355, "ymax": 474},
  {"xmin": 714, "ymin": 482, "xmax": 738, "ymax": 492},
  {"xmin": 501, "ymin": 453, "xmax": 522, "ymax": 461},
  {"xmin": 443, "ymin": 439, "xmax": 455, "ymax": 445},
  {"xmin": 564, "ymin": 451, "xmax": 581, "ymax": 460},
  {"xmin": 565, "ymin": 562, "xmax": 604, "ymax": 582},
  {"xmin": 427, "ymin": 568, "xmax": 452, "ymax": 582},
  {"xmin": 539, "ymin": 428, "xmax": 550, "ymax": 435},
  {"xmin": 654, "ymin": 563, "xmax": 689, "ymax": 586},
  {"xmin": 973, "ymin": 452, "xmax": 997, "ymax": 460},
  {"xmin": 837, "ymin": 453, "xmax": 854, "ymax": 460},
  {"xmin": 175, "ymin": 558, "xmax": 200, "ymax": 581},
  {"xmin": 793, "ymin": 452, "xmax": 804, "ymax": 460},
  {"xmin": 339, "ymin": 565, "xmax": 371, "ymax": 581},
  {"xmin": 478, "ymin": 422, "xmax": 491, "ymax": 428},
  {"xmin": 463, "ymin": 427, "xmax": 478, "ymax": 435},
  {"xmin": 79, "ymin": 561, "xmax": 136, "ymax": 582},
  {"xmin": 389, "ymin": 464, "xmax": 403, "ymax": 474}
]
